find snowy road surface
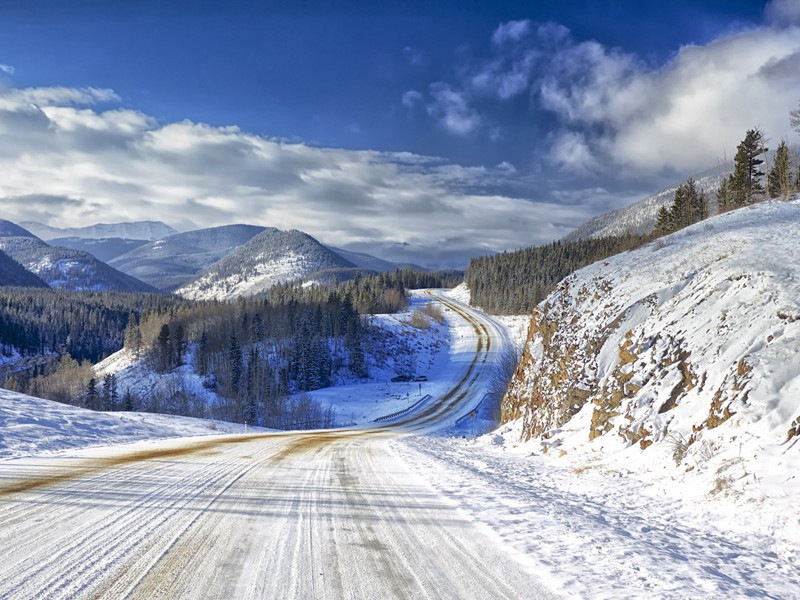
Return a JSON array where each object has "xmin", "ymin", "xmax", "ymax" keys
[{"xmin": 0, "ymin": 292, "xmax": 557, "ymax": 599}]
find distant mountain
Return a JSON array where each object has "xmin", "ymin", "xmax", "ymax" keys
[
  {"xmin": 0, "ymin": 250, "xmax": 48, "ymax": 288},
  {"xmin": 20, "ymin": 221, "xmax": 178, "ymax": 242},
  {"xmin": 177, "ymin": 228, "xmax": 356, "ymax": 300},
  {"xmin": 564, "ymin": 164, "xmax": 731, "ymax": 241},
  {"xmin": 50, "ymin": 237, "xmax": 150, "ymax": 262},
  {"xmin": 325, "ymin": 246, "xmax": 428, "ymax": 273},
  {"xmin": 0, "ymin": 220, "xmax": 156, "ymax": 293},
  {"xmin": 110, "ymin": 224, "xmax": 266, "ymax": 291}
]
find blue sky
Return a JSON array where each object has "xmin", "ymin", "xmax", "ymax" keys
[{"xmin": 0, "ymin": 0, "xmax": 798, "ymax": 266}]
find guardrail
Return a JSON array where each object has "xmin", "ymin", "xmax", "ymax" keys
[
  {"xmin": 373, "ymin": 395, "xmax": 432, "ymax": 423},
  {"xmin": 454, "ymin": 394, "xmax": 492, "ymax": 426}
]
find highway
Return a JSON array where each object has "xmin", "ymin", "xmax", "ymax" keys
[{"xmin": 0, "ymin": 291, "xmax": 557, "ymax": 599}]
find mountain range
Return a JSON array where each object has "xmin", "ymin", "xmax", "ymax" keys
[
  {"xmin": 0, "ymin": 221, "xmax": 156, "ymax": 293},
  {"xmin": 20, "ymin": 221, "xmax": 179, "ymax": 242}
]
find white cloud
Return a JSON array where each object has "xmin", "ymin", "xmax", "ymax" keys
[
  {"xmin": 401, "ymin": 89, "xmax": 423, "ymax": 109},
  {"xmin": 765, "ymin": 0, "xmax": 800, "ymax": 25},
  {"xmin": 0, "ymin": 64, "xmax": 14, "ymax": 74},
  {"xmin": 492, "ymin": 20, "xmax": 531, "ymax": 45},
  {"xmin": 0, "ymin": 84, "xmax": 594, "ymax": 267},
  {"xmin": 432, "ymin": 18, "xmax": 800, "ymax": 174},
  {"xmin": 426, "ymin": 83, "xmax": 481, "ymax": 135}
]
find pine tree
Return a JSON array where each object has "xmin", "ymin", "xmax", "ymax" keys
[
  {"xmin": 227, "ymin": 333, "xmax": 243, "ymax": 397},
  {"xmin": 654, "ymin": 206, "xmax": 673, "ymax": 237},
  {"xmin": 768, "ymin": 140, "xmax": 792, "ymax": 200},
  {"xmin": 730, "ymin": 128, "xmax": 767, "ymax": 207},
  {"xmin": 156, "ymin": 323, "xmax": 172, "ymax": 372},
  {"xmin": 670, "ymin": 183, "xmax": 689, "ymax": 230},
  {"xmin": 791, "ymin": 100, "xmax": 800, "ymax": 134},
  {"xmin": 103, "ymin": 373, "xmax": 113, "ymax": 410},
  {"xmin": 123, "ymin": 387, "xmax": 135, "ymax": 411},
  {"xmin": 86, "ymin": 377, "xmax": 98, "ymax": 410},
  {"xmin": 686, "ymin": 178, "xmax": 708, "ymax": 224}
]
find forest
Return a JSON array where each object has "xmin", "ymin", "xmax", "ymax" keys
[{"xmin": 1, "ymin": 268, "xmax": 460, "ymax": 428}]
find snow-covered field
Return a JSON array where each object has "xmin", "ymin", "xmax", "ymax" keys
[{"xmin": 0, "ymin": 388, "xmax": 260, "ymax": 460}]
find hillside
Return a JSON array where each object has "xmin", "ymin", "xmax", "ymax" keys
[
  {"xmin": 0, "ymin": 221, "xmax": 156, "ymax": 293},
  {"xmin": 20, "ymin": 220, "xmax": 178, "ymax": 242},
  {"xmin": 0, "ymin": 250, "xmax": 48, "ymax": 288},
  {"xmin": 564, "ymin": 165, "xmax": 730, "ymax": 241},
  {"xmin": 50, "ymin": 237, "xmax": 150, "ymax": 262},
  {"xmin": 503, "ymin": 199, "xmax": 800, "ymax": 513},
  {"xmin": 110, "ymin": 224, "xmax": 266, "ymax": 291},
  {"xmin": 176, "ymin": 228, "xmax": 356, "ymax": 300}
]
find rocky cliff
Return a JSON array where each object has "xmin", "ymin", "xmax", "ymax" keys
[{"xmin": 502, "ymin": 200, "xmax": 800, "ymax": 485}]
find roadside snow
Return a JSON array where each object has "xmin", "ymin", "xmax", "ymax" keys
[
  {"xmin": 396, "ymin": 428, "xmax": 800, "ymax": 599},
  {"xmin": 0, "ymin": 388, "xmax": 261, "ymax": 460}
]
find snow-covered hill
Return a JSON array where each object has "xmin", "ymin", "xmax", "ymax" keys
[
  {"xmin": 20, "ymin": 220, "xmax": 178, "ymax": 242},
  {"xmin": 51, "ymin": 237, "xmax": 150, "ymax": 262},
  {"xmin": 503, "ymin": 199, "xmax": 800, "ymax": 516},
  {"xmin": 0, "ymin": 388, "xmax": 259, "ymax": 459},
  {"xmin": 110, "ymin": 224, "xmax": 266, "ymax": 291},
  {"xmin": 176, "ymin": 228, "xmax": 356, "ymax": 300},
  {"xmin": 0, "ymin": 221, "xmax": 156, "ymax": 292},
  {"xmin": 0, "ymin": 250, "xmax": 48, "ymax": 288},
  {"xmin": 564, "ymin": 165, "xmax": 730, "ymax": 241}
]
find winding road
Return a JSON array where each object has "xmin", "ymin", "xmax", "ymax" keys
[{"xmin": 0, "ymin": 291, "xmax": 556, "ymax": 599}]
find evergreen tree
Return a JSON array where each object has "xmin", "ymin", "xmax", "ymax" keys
[
  {"xmin": 103, "ymin": 373, "xmax": 113, "ymax": 410},
  {"xmin": 123, "ymin": 387, "xmax": 135, "ymax": 411},
  {"xmin": 729, "ymin": 128, "xmax": 767, "ymax": 207},
  {"xmin": 156, "ymin": 323, "xmax": 172, "ymax": 372},
  {"xmin": 227, "ymin": 333, "xmax": 243, "ymax": 397},
  {"xmin": 85, "ymin": 377, "xmax": 98, "ymax": 410},
  {"xmin": 654, "ymin": 206, "xmax": 673, "ymax": 237},
  {"xmin": 768, "ymin": 140, "xmax": 792, "ymax": 200}
]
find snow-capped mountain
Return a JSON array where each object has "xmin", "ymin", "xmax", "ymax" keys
[
  {"xmin": 0, "ymin": 220, "xmax": 156, "ymax": 292},
  {"xmin": 0, "ymin": 249, "xmax": 48, "ymax": 288},
  {"xmin": 110, "ymin": 224, "xmax": 266, "ymax": 291},
  {"xmin": 325, "ymin": 246, "xmax": 428, "ymax": 273},
  {"xmin": 177, "ymin": 228, "xmax": 356, "ymax": 300},
  {"xmin": 563, "ymin": 164, "xmax": 731, "ymax": 241},
  {"xmin": 503, "ymin": 199, "xmax": 800, "ymax": 505},
  {"xmin": 19, "ymin": 220, "xmax": 178, "ymax": 242},
  {"xmin": 50, "ymin": 237, "xmax": 150, "ymax": 262}
]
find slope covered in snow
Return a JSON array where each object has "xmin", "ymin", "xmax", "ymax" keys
[
  {"xmin": 110, "ymin": 224, "xmax": 266, "ymax": 291},
  {"xmin": 0, "ymin": 388, "xmax": 259, "ymax": 459},
  {"xmin": 0, "ymin": 221, "xmax": 156, "ymax": 292},
  {"xmin": 177, "ymin": 228, "xmax": 355, "ymax": 300},
  {"xmin": 20, "ymin": 220, "xmax": 178, "ymax": 242},
  {"xmin": 503, "ymin": 199, "xmax": 800, "ymax": 538},
  {"xmin": 0, "ymin": 250, "xmax": 48, "ymax": 288},
  {"xmin": 564, "ymin": 165, "xmax": 729, "ymax": 241}
]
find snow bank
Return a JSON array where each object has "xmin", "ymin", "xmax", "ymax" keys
[{"xmin": 0, "ymin": 388, "xmax": 257, "ymax": 459}]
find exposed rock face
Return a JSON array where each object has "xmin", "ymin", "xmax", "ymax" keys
[{"xmin": 501, "ymin": 200, "xmax": 800, "ymax": 460}]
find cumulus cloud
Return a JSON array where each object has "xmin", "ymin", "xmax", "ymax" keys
[
  {"xmin": 426, "ymin": 83, "xmax": 481, "ymax": 135},
  {"xmin": 421, "ymin": 18, "xmax": 800, "ymax": 175},
  {"xmin": 0, "ymin": 84, "xmax": 593, "ymax": 267}
]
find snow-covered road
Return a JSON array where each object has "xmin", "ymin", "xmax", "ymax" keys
[{"xmin": 0, "ymin": 291, "xmax": 556, "ymax": 599}]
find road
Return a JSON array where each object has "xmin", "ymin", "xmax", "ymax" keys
[{"xmin": 0, "ymin": 291, "xmax": 557, "ymax": 599}]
